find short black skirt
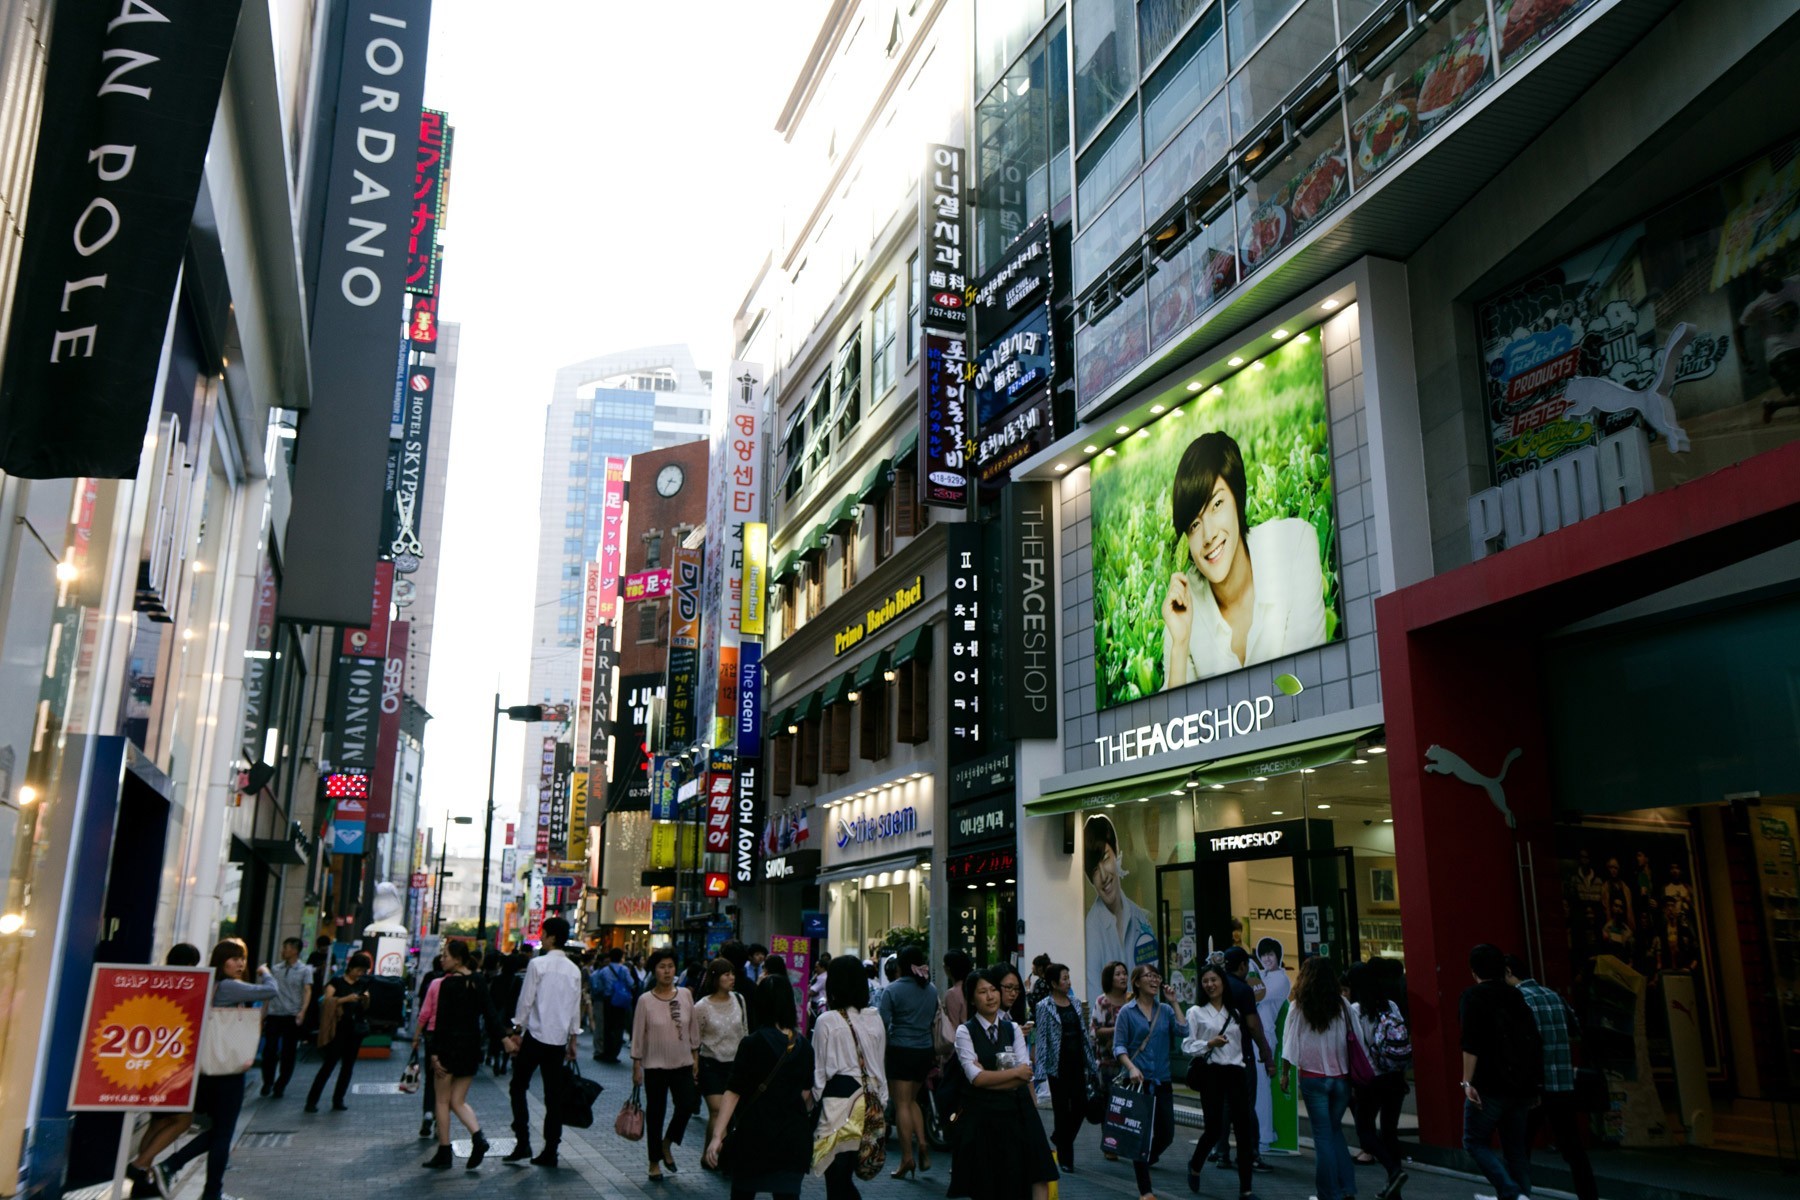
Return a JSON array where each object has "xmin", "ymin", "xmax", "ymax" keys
[
  {"xmin": 697, "ymin": 1054, "xmax": 735, "ymax": 1096},
  {"xmin": 886, "ymin": 1044, "xmax": 935, "ymax": 1083},
  {"xmin": 432, "ymin": 1032, "xmax": 483, "ymax": 1078}
]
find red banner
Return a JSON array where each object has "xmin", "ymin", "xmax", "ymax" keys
[
  {"xmin": 366, "ymin": 621, "xmax": 407, "ymax": 833},
  {"xmin": 69, "ymin": 965, "xmax": 211, "ymax": 1111},
  {"xmin": 705, "ymin": 764, "xmax": 733, "ymax": 852},
  {"xmin": 597, "ymin": 459, "xmax": 626, "ymax": 620},
  {"xmin": 340, "ymin": 560, "xmax": 394, "ymax": 658}
]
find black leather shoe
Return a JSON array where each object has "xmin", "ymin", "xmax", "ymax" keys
[
  {"xmin": 1253, "ymin": 1158, "xmax": 1275, "ymax": 1173},
  {"xmin": 502, "ymin": 1144, "xmax": 533, "ymax": 1164},
  {"xmin": 419, "ymin": 1118, "xmax": 434, "ymax": 1139},
  {"xmin": 422, "ymin": 1146, "xmax": 453, "ymax": 1170},
  {"xmin": 531, "ymin": 1149, "xmax": 558, "ymax": 1169},
  {"xmin": 467, "ymin": 1131, "xmax": 490, "ymax": 1169}
]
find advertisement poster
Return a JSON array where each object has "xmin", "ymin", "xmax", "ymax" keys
[
  {"xmin": 768, "ymin": 934, "xmax": 814, "ymax": 1033},
  {"xmin": 1557, "ymin": 819, "xmax": 1722, "ymax": 1075},
  {"xmin": 921, "ymin": 331, "xmax": 971, "ymax": 508},
  {"xmin": 1080, "ymin": 806, "xmax": 1188, "ymax": 1005},
  {"xmin": 69, "ymin": 966, "xmax": 212, "ymax": 1111},
  {"xmin": 1089, "ymin": 334, "xmax": 1338, "ymax": 709},
  {"xmin": 1476, "ymin": 133, "xmax": 1800, "ymax": 495}
]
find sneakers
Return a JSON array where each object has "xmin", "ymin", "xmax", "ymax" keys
[
  {"xmin": 154, "ymin": 1163, "xmax": 177, "ymax": 1196},
  {"xmin": 420, "ymin": 1117, "xmax": 435, "ymax": 1139}
]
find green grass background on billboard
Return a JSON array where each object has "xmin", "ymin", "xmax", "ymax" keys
[{"xmin": 1090, "ymin": 333, "xmax": 1339, "ymax": 710}]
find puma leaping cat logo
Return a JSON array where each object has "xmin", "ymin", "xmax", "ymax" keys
[
  {"xmin": 1424, "ymin": 745, "xmax": 1522, "ymax": 829},
  {"xmin": 1561, "ymin": 322, "xmax": 1695, "ymax": 453}
]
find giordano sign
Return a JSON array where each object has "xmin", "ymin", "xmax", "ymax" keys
[{"xmin": 833, "ymin": 576, "xmax": 924, "ymax": 655}]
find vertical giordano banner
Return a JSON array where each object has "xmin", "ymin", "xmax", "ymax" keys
[
  {"xmin": 0, "ymin": 0, "xmax": 243, "ymax": 477},
  {"xmin": 1089, "ymin": 334, "xmax": 1338, "ymax": 709},
  {"xmin": 920, "ymin": 143, "xmax": 970, "ymax": 509},
  {"xmin": 282, "ymin": 0, "xmax": 434, "ymax": 626},
  {"xmin": 666, "ymin": 544, "xmax": 702, "ymax": 750},
  {"xmin": 1003, "ymin": 482, "xmax": 1057, "ymax": 738}
]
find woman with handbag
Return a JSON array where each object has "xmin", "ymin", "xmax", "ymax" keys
[
  {"xmin": 702, "ymin": 975, "xmax": 815, "ymax": 1199},
  {"xmin": 1344, "ymin": 963, "xmax": 1408, "ymax": 1198},
  {"xmin": 1113, "ymin": 963, "xmax": 1181, "ymax": 1200},
  {"xmin": 1091, "ymin": 960, "xmax": 1131, "ymax": 1162},
  {"xmin": 417, "ymin": 939, "xmax": 507, "ymax": 1170},
  {"xmin": 1183, "ymin": 963, "xmax": 1259, "ymax": 1198},
  {"xmin": 947, "ymin": 965, "xmax": 1058, "ymax": 1200},
  {"xmin": 875, "ymin": 946, "xmax": 939, "ymax": 1178},
  {"xmin": 305, "ymin": 951, "xmax": 373, "ymax": 1112},
  {"xmin": 810, "ymin": 955, "xmax": 888, "ymax": 1200},
  {"xmin": 151, "ymin": 940, "xmax": 278, "ymax": 1200},
  {"xmin": 633, "ymin": 947, "xmax": 700, "ymax": 1182},
  {"xmin": 1278, "ymin": 957, "xmax": 1356, "ymax": 1200},
  {"xmin": 695, "ymin": 957, "xmax": 750, "ymax": 1137},
  {"xmin": 1032, "ymin": 962, "xmax": 1098, "ymax": 1172}
]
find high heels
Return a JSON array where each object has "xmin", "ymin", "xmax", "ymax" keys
[
  {"xmin": 918, "ymin": 1147, "xmax": 932, "ymax": 1172},
  {"xmin": 890, "ymin": 1161, "xmax": 917, "ymax": 1180}
]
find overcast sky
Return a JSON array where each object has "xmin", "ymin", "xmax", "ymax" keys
[{"xmin": 416, "ymin": 1, "xmax": 823, "ymax": 855}]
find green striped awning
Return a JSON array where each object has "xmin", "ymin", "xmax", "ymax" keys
[
  {"xmin": 890, "ymin": 624, "xmax": 932, "ymax": 667},
  {"xmin": 1024, "ymin": 727, "xmax": 1380, "ymax": 816},
  {"xmin": 857, "ymin": 460, "xmax": 892, "ymax": 503},
  {"xmin": 852, "ymin": 651, "xmax": 890, "ymax": 693}
]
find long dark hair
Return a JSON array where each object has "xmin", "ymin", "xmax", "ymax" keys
[
  {"xmin": 896, "ymin": 945, "xmax": 929, "ymax": 986},
  {"xmin": 208, "ymin": 938, "xmax": 248, "ymax": 981},
  {"xmin": 701, "ymin": 957, "xmax": 736, "ymax": 999},
  {"xmin": 1293, "ymin": 956, "xmax": 1343, "ymax": 1033},
  {"xmin": 826, "ymin": 954, "xmax": 870, "ymax": 1011},
  {"xmin": 754, "ymin": 973, "xmax": 797, "ymax": 1031}
]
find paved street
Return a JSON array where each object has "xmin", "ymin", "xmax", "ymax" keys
[{"xmin": 139, "ymin": 1033, "xmax": 1530, "ymax": 1200}]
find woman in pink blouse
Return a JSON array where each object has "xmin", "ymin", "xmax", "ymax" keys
[{"xmin": 633, "ymin": 948, "xmax": 700, "ymax": 1183}]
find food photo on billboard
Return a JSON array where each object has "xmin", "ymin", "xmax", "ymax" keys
[{"xmin": 1090, "ymin": 332, "xmax": 1339, "ymax": 710}]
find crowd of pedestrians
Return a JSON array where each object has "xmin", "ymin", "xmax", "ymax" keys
[{"xmin": 115, "ymin": 925, "xmax": 1604, "ymax": 1200}]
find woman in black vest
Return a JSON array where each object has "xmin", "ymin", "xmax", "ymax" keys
[{"xmin": 946, "ymin": 965, "xmax": 1058, "ymax": 1200}]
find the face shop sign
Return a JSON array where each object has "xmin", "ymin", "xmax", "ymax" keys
[{"xmin": 1094, "ymin": 695, "xmax": 1276, "ymax": 766}]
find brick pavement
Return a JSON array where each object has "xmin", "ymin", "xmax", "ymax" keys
[{"xmin": 158, "ymin": 1033, "xmax": 1519, "ymax": 1200}]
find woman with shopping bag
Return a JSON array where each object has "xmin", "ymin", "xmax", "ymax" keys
[
  {"xmin": 149, "ymin": 940, "xmax": 278, "ymax": 1200},
  {"xmin": 945, "ymin": 965, "xmax": 1059, "ymax": 1200},
  {"xmin": 1112, "ymin": 964, "xmax": 1181, "ymax": 1200},
  {"xmin": 810, "ymin": 956, "xmax": 888, "ymax": 1200},
  {"xmin": 702, "ymin": 975, "xmax": 815, "ymax": 1199}
]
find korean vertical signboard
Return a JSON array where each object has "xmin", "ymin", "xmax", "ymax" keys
[
  {"xmin": 704, "ymin": 749, "xmax": 734, "ymax": 853},
  {"xmin": 592, "ymin": 458, "xmax": 627, "ymax": 780},
  {"xmin": 574, "ymin": 562, "xmax": 602, "ymax": 770},
  {"xmin": 922, "ymin": 333, "xmax": 971, "ymax": 508},
  {"xmin": 921, "ymin": 144, "xmax": 968, "ymax": 333},
  {"xmin": 920, "ymin": 143, "xmax": 970, "ymax": 510},
  {"xmin": 946, "ymin": 524, "xmax": 985, "ymax": 763},
  {"xmin": 406, "ymin": 109, "xmax": 452, "ymax": 296},
  {"xmin": 971, "ymin": 216, "xmax": 1056, "ymax": 480},
  {"xmin": 699, "ymin": 364, "xmax": 764, "ymax": 746}
]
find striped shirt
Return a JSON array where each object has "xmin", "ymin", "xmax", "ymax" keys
[
  {"xmin": 631, "ymin": 986, "xmax": 699, "ymax": 1070},
  {"xmin": 1514, "ymin": 978, "xmax": 1575, "ymax": 1093}
]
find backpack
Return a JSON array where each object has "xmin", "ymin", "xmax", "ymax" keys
[
  {"xmin": 1368, "ymin": 1003, "xmax": 1413, "ymax": 1073},
  {"xmin": 601, "ymin": 964, "xmax": 634, "ymax": 1009}
]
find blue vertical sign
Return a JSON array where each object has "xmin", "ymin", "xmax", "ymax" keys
[{"xmin": 736, "ymin": 641, "xmax": 762, "ymax": 758}]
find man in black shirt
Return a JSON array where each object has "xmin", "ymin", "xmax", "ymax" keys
[
  {"xmin": 305, "ymin": 952, "xmax": 374, "ymax": 1112},
  {"xmin": 1459, "ymin": 944, "xmax": 1541, "ymax": 1200},
  {"xmin": 1217, "ymin": 947, "xmax": 1275, "ymax": 1172}
]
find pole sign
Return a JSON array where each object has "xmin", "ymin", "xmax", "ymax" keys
[
  {"xmin": 732, "ymin": 760, "xmax": 760, "ymax": 887},
  {"xmin": 921, "ymin": 331, "xmax": 971, "ymax": 508},
  {"xmin": 366, "ymin": 620, "xmax": 408, "ymax": 833},
  {"xmin": 1003, "ymin": 482, "xmax": 1057, "ymax": 737},
  {"xmin": 387, "ymin": 364, "xmax": 435, "ymax": 563},
  {"xmin": 328, "ymin": 657, "xmax": 383, "ymax": 771},
  {"xmin": 569, "ymin": 770, "xmax": 589, "ymax": 861},
  {"xmin": 405, "ymin": 108, "xmax": 452, "ymax": 295},
  {"xmin": 736, "ymin": 641, "xmax": 762, "ymax": 758},
  {"xmin": 666, "ymin": 544, "xmax": 702, "ymax": 750},
  {"xmin": 946, "ymin": 524, "xmax": 985, "ymax": 762},
  {"xmin": 921, "ymin": 144, "xmax": 968, "ymax": 333},
  {"xmin": 68, "ymin": 965, "xmax": 212, "ymax": 1111},
  {"xmin": 741, "ymin": 522, "xmax": 768, "ymax": 636},
  {"xmin": 280, "ymin": 0, "xmax": 434, "ymax": 626},
  {"xmin": 0, "ymin": 0, "xmax": 244, "ymax": 478},
  {"xmin": 575, "ymin": 561, "xmax": 601, "ymax": 770},
  {"xmin": 622, "ymin": 569, "xmax": 673, "ymax": 603},
  {"xmin": 704, "ymin": 750, "xmax": 734, "ymax": 853}
]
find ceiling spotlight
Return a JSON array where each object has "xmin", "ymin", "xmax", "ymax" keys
[
  {"xmin": 883, "ymin": 669, "xmax": 896, "ymax": 682},
  {"xmin": 1186, "ymin": 381, "xmax": 1203, "ymax": 392},
  {"xmin": 1383, "ymin": 818, "xmax": 1394, "ymax": 824},
  {"xmin": 1054, "ymin": 463, "xmax": 1069, "ymax": 472},
  {"xmin": 1150, "ymin": 404, "xmax": 1165, "ymax": 414},
  {"xmin": 1083, "ymin": 445, "xmax": 1098, "ymax": 454},
  {"xmin": 1368, "ymin": 745, "xmax": 1387, "ymax": 755},
  {"xmin": 1004, "ymin": 878, "xmax": 1016, "ymax": 884},
  {"xmin": 1251, "ymin": 361, "xmax": 1265, "ymax": 371},
  {"xmin": 0, "ymin": 913, "xmax": 23, "ymax": 935},
  {"xmin": 1252, "ymin": 776, "xmax": 1268, "ymax": 783},
  {"xmin": 1317, "ymin": 803, "xmax": 1331, "ymax": 810},
  {"xmin": 1301, "ymin": 767, "xmax": 1317, "ymax": 774},
  {"xmin": 1168, "ymin": 408, "xmax": 1183, "ymax": 417},
  {"xmin": 847, "ymin": 690, "xmax": 860, "ymax": 703},
  {"xmin": 1104, "ymin": 447, "xmax": 1117, "ymax": 456},
  {"xmin": 1294, "ymin": 331, "xmax": 1311, "ymax": 343},
  {"xmin": 1210, "ymin": 783, "xmax": 1224, "ymax": 790},
  {"xmin": 1228, "ymin": 356, "xmax": 1244, "ymax": 367},
  {"xmin": 1352, "ymin": 758, "xmax": 1368, "ymax": 765},
  {"xmin": 55, "ymin": 560, "xmax": 78, "ymax": 584},
  {"xmin": 17, "ymin": 785, "xmax": 38, "ymax": 806},
  {"xmin": 1115, "ymin": 425, "xmax": 1131, "ymax": 435},
  {"xmin": 1271, "ymin": 810, "xmax": 1284, "ymax": 816},
  {"xmin": 1321, "ymin": 298, "xmax": 1340, "ymax": 310},
  {"xmin": 1272, "ymin": 329, "xmax": 1290, "ymax": 339},
  {"xmin": 1134, "ymin": 429, "xmax": 1148, "ymax": 439},
  {"xmin": 1209, "ymin": 386, "xmax": 1224, "ymax": 399},
  {"xmin": 967, "ymin": 883, "xmax": 978, "ymax": 890}
]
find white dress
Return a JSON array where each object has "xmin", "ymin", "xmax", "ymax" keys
[{"xmin": 1254, "ymin": 966, "xmax": 1292, "ymax": 1150}]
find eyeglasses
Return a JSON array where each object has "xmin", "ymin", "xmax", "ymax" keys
[{"xmin": 1000, "ymin": 983, "xmax": 1021, "ymax": 993}]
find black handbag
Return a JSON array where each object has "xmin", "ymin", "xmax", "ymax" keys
[
  {"xmin": 1572, "ymin": 1066, "xmax": 1608, "ymax": 1112},
  {"xmin": 1082, "ymin": 1068, "xmax": 1108, "ymax": 1124},
  {"xmin": 557, "ymin": 1059, "xmax": 604, "ymax": 1129}
]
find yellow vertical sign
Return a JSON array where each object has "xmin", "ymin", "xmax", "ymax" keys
[
  {"xmin": 650, "ymin": 821, "xmax": 677, "ymax": 869},
  {"xmin": 569, "ymin": 771, "xmax": 589, "ymax": 860},
  {"xmin": 741, "ymin": 521, "xmax": 768, "ymax": 636}
]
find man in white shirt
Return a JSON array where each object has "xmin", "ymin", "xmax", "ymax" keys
[{"xmin": 504, "ymin": 917, "xmax": 584, "ymax": 1168}]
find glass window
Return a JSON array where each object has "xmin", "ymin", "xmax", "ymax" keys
[
  {"xmin": 906, "ymin": 252, "xmax": 921, "ymax": 363},
  {"xmin": 1073, "ymin": 179, "xmax": 1143, "ymax": 293},
  {"xmin": 1227, "ymin": 0, "xmax": 1336, "ymax": 135},
  {"xmin": 1235, "ymin": 110, "xmax": 1348, "ymax": 279},
  {"xmin": 975, "ymin": 15, "xmax": 1071, "ymax": 273},
  {"xmin": 871, "ymin": 283, "xmax": 898, "ymax": 396},
  {"xmin": 1147, "ymin": 201, "xmax": 1238, "ymax": 346},
  {"xmin": 563, "ymin": 537, "xmax": 582, "ymax": 554},
  {"xmin": 976, "ymin": 0, "xmax": 1048, "ymax": 95},
  {"xmin": 573, "ymin": 412, "xmax": 591, "ymax": 428},
  {"xmin": 1139, "ymin": 0, "xmax": 1211, "ymax": 66},
  {"xmin": 1143, "ymin": 90, "xmax": 1231, "ymax": 219},
  {"xmin": 567, "ymin": 486, "xmax": 586, "ymax": 503},
  {"xmin": 1077, "ymin": 107, "xmax": 1142, "ymax": 222},
  {"xmin": 1345, "ymin": 0, "xmax": 1492, "ymax": 191},
  {"xmin": 1142, "ymin": 2, "xmax": 1226, "ymax": 155},
  {"xmin": 1225, "ymin": 0, "xmax": 1302, "ymax": 65},
  {"xmin": 1076, "ymin": 285, "xmax": 1148, "ymax": 402},
  {"xmin": 1073, "ymin": 0, "xmax": 1137, "ymax": 144}
]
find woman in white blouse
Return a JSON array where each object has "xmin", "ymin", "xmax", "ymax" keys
[
  {"xmin": 810, "ymin": 957, "xmax": 888, "ymax": 1200},
  {"xmin": 1182, "ymin": 962, "xmax": 1258, "ymax": 1197},
  {"xmin": 693, "ymin": 958, "xmax": 749, "ymax": 1132},
  {"xmin": 1279, "ymin": 957, "xmax": 1354, "ymax": 1200},
  {"xmin": 947, "ymin": 966, "xmax": 1057, "ymax": 1200}
]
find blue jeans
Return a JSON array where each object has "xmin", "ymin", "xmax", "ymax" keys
[
  {"xmin": 1463, "ymin": 1094, "xmax": 1533, "ymax": 1199},
  {"xmin": 1300, "ymin": 1074, "xmax": 1356, "ymax": 1200}
]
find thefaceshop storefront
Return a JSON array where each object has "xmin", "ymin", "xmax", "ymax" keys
[
  {"xmin": 817, "ymin": 774, "xmax": 935, "ymax": 961},
  {"xmin": 1013, "ymin": 261, "xmax": 1431, "ymax": 1028}
]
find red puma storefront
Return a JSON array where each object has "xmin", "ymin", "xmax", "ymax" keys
[{"xmin": 1378, "ymin": 439, "xmax": 1800, "ymax": 1166}]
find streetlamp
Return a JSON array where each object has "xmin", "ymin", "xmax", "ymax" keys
[
  {"xmin": 434, "ymin": 814, "xmax": 473, "ymax": 933},
  {"xmin": 479, "ymin": 695, "xmax": 546, "ymax": 950}
]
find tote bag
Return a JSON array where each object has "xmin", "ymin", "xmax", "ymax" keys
[{"xmin": 199, "ymin": 1007, "xmax": 263, "ymax": 1076}]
